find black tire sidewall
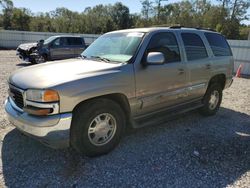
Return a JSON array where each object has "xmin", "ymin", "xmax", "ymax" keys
[
  {"xmin": 35, "ymin": 54, "xmax": 47, "ymax": 64},
  {"xmin": 71, "ymin": 99, "xmax": 125, "ymax": 156},
  {"xmin": 201, "ymin": 84, "xmax": 222, "ymax": 116}
]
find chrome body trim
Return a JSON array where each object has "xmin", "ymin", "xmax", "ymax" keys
[
  {"xmin": 25, "ymin": 100, "xmax": 60, "ymax": 115},
  {"xmin": 8, "ymin": 84, "xmax": 25, "ymax": 112},
  {"xmin": 188, "ymin": 83, "xmax": 206, "ymax": 91},
  {"xmin": 9, "ymin": 97, "xmax": 23, "ymax": 113}
]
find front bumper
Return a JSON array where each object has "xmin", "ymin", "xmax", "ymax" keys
[
  {"xmin": 4, "ymin": 98, "xmax": 72, "ymax": 149},
  {"xmin": 16, "ymin": 50, "xmax": 38, "ymax": 63}
]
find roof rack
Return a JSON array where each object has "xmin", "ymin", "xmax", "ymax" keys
[
  {"xmin": 169, "ymin": 25, "xmax": 183, "ymax": 29},
  {"xmin": 169, "ymin": 25, "xmax": 216, "ymax": 32},
  {"xmin": 195, "ymin": 27, "xmax": 216, "ymax": 32}
]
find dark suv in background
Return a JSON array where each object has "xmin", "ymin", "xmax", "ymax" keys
[{"xmin": 16, "ymin": 35, "xmax": 86, "ymax": 64}]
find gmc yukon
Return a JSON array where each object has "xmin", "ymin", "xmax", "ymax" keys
[{"xmin": 5, "ymin": 27, "xmax": 234, "ymax": 156}]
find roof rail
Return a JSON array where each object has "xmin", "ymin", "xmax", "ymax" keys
[
  {"xmin": 169, "ymin": 25, "xmax": 183, "ymax": 29},
  {"xmin": 195, "ymin": 27, "xmax": 216, "ymax": 32},
  {"xmin": 169, "ymin": 25, "xmax": 216, "ymax": 32}
]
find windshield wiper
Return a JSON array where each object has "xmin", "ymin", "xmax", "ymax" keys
[
  {"xmin": 80, "ymin": 54, "xmax": 87, "ymax": 59},
  {"xmin": 90, "ymin": 56, "xmax": 111, "ymax": 63}
]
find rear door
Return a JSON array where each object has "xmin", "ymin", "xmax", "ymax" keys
[
  {"xmin": 204, "ymin": 32, "xmax": 234, "ymax": 81},
  {"xmin": 135, "ymin": 32, "xmax": 188, "ymax": 115},
  {"xmin": 74, "ymin": 38, "xmax": 85, "ymax": 56},
  {"xmin": 180, "ymin": 32, "xmax": 211, "ymax": 100},
  {"xmin": 68, "ymin": 37, "xmax": 85, "ymax": 58}
]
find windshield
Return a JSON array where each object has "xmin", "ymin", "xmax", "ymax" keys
[
  {"xmin": 44, "ymin": 36, "xmax": 58, "ymax": 45},
  {"xmin": 82, "ymin": 32, "xmax": 145, "ymax": 63}
]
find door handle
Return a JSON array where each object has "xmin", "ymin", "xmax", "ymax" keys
[
  {"xmin": 206, "ymin": 64, "xmax": 211, "ymax": 69},
  {"xmin": 178, "ymin": 68, "xmax": 185, "ymax": 75}
]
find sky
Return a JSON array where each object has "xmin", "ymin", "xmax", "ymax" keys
[{"xmin": 11, "ymin": 0, "xmax": 250, "ymax": 25}]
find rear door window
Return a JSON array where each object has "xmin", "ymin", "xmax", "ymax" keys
[
  {"xmin": 181, "ymin": 33, "xmax": 208, "ymax": 61},
  {"xmin": 67, "ymin": 37, "xmax": 83, "ymax": 46},
  {"xmin": 204, "ymin": 33, "xmax": 232, "ymax": 56}
]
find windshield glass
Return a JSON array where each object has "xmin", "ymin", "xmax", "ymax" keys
[
  {"xmin": 82, "ymin": 32, "xmax": 145, "ymax": 63},
  {"xmin": 44, "ymin": 36, "xmax": 58, "ymax": 45}
]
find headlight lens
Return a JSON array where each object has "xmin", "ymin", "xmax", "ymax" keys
[{"xmin": 26, "ymin": 89, "xmax": 59, "ymax": 102}]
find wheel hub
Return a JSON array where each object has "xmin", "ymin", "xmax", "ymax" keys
[
  {"xmin": 208, "ymin": 90, "xmax": 219, "ymax": 110},
  {"xmin": 88, "ymin": 113, "xmax": 117, "ymax": 146}
]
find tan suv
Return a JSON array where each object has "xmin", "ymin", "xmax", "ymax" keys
[{"xmin": 5, "ymin": 27, "xmax": 234, "ymax": 156}]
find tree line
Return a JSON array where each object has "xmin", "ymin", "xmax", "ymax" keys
[{"xmin": 0, "ymin": 0, "xmax": 249, "ymax": 39}]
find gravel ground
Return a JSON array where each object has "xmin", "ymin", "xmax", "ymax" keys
[{"xmin": 0, "ymin": 50, "xmax": 249, "ymax": 188}]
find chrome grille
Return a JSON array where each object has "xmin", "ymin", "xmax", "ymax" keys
[{"xmin": 9, "ymin": 85, "xmax": 24, "ymax": 109}]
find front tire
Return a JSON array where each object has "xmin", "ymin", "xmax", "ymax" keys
[
  {"xmin": 200, "ymin": 84, "xmax": 222, "ymax": 116},
  {"xmin": 35, "ymin": 54, "xmax": 47, "ymax": 64},
  {"xmin": 70, "ymin": 98, "xmax": 125, "ymax": 157}
]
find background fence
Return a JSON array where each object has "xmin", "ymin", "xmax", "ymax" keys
[
  {"xmin": 0, "ymin": 30, "xmax": 100, "ymax": 48},
  {"xmin": 228, "ymin": 40, "xmax": 250, "ymax": 76},
  {"xmin": 0, "ymin": 30, "xmax": 249, "ymax": 75}
]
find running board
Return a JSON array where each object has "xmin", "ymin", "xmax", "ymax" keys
[{"xmin": 132, "ymin": 100, "xmax": 203, "ymax": 128}]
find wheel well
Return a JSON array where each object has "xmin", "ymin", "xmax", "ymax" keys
[
  {"xmin": 42, "ymin": 53, "xmax": 48, "ymax": 60},
  {"xmin": 73, "ymin": 93, "xmax": 131, "ymax": 120},
  {"xmin": 208, "ymin": 74, "xmax": 226, "ymax": 89}
]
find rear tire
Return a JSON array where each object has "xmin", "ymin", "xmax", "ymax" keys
[
  {"xmin": 200, "ymin": 84, "xmax": 222, "ymax": 116},
  {"xmin": 70, "ymin": 98, "xmax": 125, "ymax": 157}
]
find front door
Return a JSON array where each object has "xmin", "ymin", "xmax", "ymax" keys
[
  {"xmin": 50, "ymin": 37, "xmax": 74, "ymax": 60},
  {"xmin": 135, "ymin": 32, "xmax": 188, "ymax": 116}
]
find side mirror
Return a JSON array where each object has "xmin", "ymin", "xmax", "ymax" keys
[
  {"xmin": 39, "ymin": 39, "xmax": 44, "ymax": 44},
  {"xmin": 146, "ymin": 52, "xmax": 165, "ymax": 65},
  {"xmin": 49, "ymin": 43, "xmax": 54, "ymax": 48}
]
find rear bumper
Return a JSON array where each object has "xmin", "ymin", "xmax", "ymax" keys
[{"xmin": 4, "ymin": 98, "xmax": 72, "ymax": 149}]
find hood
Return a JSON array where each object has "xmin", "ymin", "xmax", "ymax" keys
[
  {"xmin": 9, "ymin": 58, "xmax": 124, "ymax": 89},
  {"xmin": 18, "ymin": 42, "xmax": 38, "ymax": 51}
]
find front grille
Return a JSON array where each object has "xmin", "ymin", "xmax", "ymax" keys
[{"xmin": 9, "ymin": 86, "xmax": 24, "ymax": 109}]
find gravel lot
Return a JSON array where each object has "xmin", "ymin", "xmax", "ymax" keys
[{"xmin": 0, "ymin": 50, "xmax": 249, "ymax": 187}]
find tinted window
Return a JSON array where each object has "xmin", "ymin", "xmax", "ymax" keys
[
  {"xmin": 52, "ymin": 38, "xmax": 61, "ymax": 47},
  {"xmin": 181, "ymin": 33, "xmax": 208, "ymax": 61},
  {"xmin": 61, "ymin": 38, "xmax": 69, "ymax": 46},
  {"xmin": 205, "ymin": 33, "xmax": 232, "ymax": 56},
  {"xmin": 147, "ymin": 32, "xmax": 181, "ymax": 63},
  {"xmin": 67, "ymin": 37, "xmax": 83, "ymax": 46},
  {"xmin": 44, "ymin": 36, "xmax": 57, "ymax": 45}
]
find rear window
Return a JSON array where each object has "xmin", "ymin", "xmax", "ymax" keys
[
  {"xmin": 67, "ymin": 37, "xmax": 83, "ymax": 46},
  {"xmin": 181, "ymin": 33, "xmax": 208, "ymax": 61},
  {"xmin": 205, "ymin": 33, "xmax": 232, "ymax": 56}
]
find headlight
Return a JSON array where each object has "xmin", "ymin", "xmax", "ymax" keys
[{"xmin": 26, "ymin": 89, "xmax": 59, "ymax": 102}]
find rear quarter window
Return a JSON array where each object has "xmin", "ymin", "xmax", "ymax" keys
[
  {"xmin": 204, "ymin": 33, "xmax": 232, "ymax": 56},
  {"xmin": 181, "ymin": 33, "xmax": 208, "ymax": 61}
]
